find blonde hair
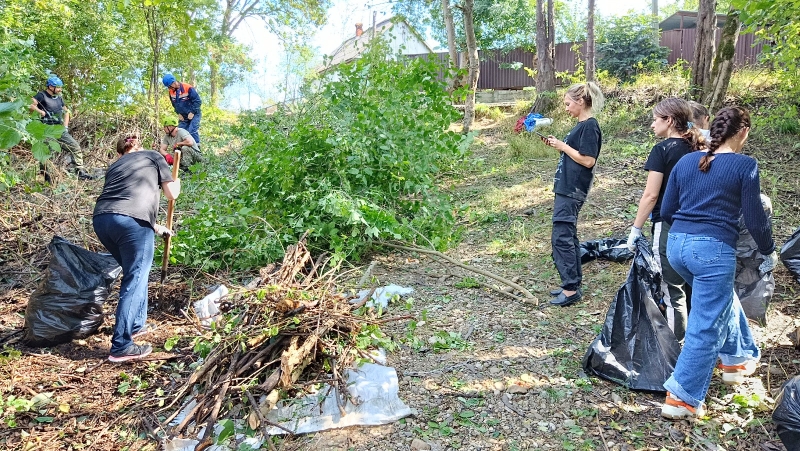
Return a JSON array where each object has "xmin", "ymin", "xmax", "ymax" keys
[{"xmin": 566, "ymin": 82, "xmax": 605, "ymax": 114}]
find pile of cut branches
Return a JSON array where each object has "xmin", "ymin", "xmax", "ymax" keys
[{"xmin": 159, "ymin": 236, "xmax": 402, "ymax": 447}]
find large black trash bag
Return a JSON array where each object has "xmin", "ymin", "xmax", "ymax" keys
[
  {"xmin": 23, "ymin": 236, "xmax": 122, "ymax": 347},
  {"xmin": 781, "ymin": 226, "xmax": 800, "ymax": 285},
  {"xmin": 582, "ymin": 238, "xmax": 681, "ymax": 391},
  {"xmin": 579, "ymin": 238, "xmax": 634, "ymax": 264},
  {"xmin": 773, "ymin": 375, "xmax": 800, "ymax": 451},
  {"xmin": 736, "ymin": 215, "xmax": 774, "ymax": 325}
]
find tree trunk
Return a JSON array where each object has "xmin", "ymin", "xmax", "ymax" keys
[
  {"xmin": 533, "ymin": 0, "xmax": 557, "ymax": 113},
  {"xmin": 704, "ymin": 9, "xmax": 740, "ymax": 113},
  {"xmin": 442, "ymin": 0, "xmax": 460, "ymax": 91},
  {"xmin": 586, "ymin": 0, "xmax": 595, "ymax": 82},
  {"xmin": 462, "ymin": 0, "xmax": 479, "ymax": 133},
  {"xmin": 143, "ymin": 4, "xmax": 165, "ymax": 125},
  {"xmin": 690, "ymin": 0, "xmax": 717, "ymax": 101}
]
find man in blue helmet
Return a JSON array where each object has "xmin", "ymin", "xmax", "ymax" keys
[
  {"xmin": 29, "ymin": 75, "xmax": 95, "ymax": 180},
  {"xmin": 162, "ymin": 73, "xmax": 202, "ymax": 146}
]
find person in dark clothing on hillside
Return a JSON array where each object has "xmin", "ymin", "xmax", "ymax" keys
[
  {"xmin": 29, "ymin": 75, "xmax": 95, "ymax": 180},
  {"xmin": 93, "ymin": 134, "xmax": 181, "ymax": 362},
  {"xmin": 659, "ymin": 106, "xmax": 777, "ymax": 419},
  {"xmin": 162, "ymin": 73, "xmax": 202, "ymax": 145},
  {"xmin": 626, "ymin": 98, "xmax": 705, "ymax": 342},
  {"xmin": 543, "ymin": 82, "xmax": 605, "ymax": 307}
]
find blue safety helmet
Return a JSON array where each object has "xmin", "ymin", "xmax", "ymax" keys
[
  {"xmin": 162, "ymin": 73, "xmax": 176, "ymax": 87},
  {"xmin": 46, "ymin": 75, "xmax": 64, "ymax": 87}
]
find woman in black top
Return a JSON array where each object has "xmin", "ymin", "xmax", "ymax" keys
[
  {"xmin": 93, "ymin": 135, "xmax": 181, "ymax": 362},
  {"xmin": 625, "ymin": 98, "xmax": 705, "ymax": 341},
  {"xmin": 543, "ymin": 82, "xmax": 604, "ymax": 307}
]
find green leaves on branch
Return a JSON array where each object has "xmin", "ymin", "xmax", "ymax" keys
[{"xmin": 177, "ymin": 41, "xmax": 472, "ymax": 270}]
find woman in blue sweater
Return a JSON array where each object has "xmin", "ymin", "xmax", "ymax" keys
[{"xmin": 659, "ymin": 106, "xmax": 778, "ymax": 419}]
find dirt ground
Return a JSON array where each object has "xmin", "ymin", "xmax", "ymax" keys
[{"xmin": 2, "ymin": 117, "xmax": 799, "ymax": 450}]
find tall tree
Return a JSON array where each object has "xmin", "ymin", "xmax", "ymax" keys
[
  {"xmin": 533, "ymin": 0, "xmax": 557, "ymax": 113},
  {"xmin": 586, "ymin": 0, "xmax": 596, "ymax": 81},
  {"xmin": 210, "ymin": 0, "xmax": 329, "ymax": 106},
  {"xmin": 690, "ymin": 0, "xmax": 717, "ymax": 100},
  {"xmin": 703, "ymin": 9, "xmax": 739, "ymax": 112},
  {"xmin": 442, "ymin": 0, "xmax": 459, "ymax": 81},
  {"xmin": 460, "ymin": 0, "xmax": 479, "ymax": 133}
]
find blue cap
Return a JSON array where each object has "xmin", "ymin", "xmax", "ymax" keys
[
  {"xmin": 162, "ymin": 73, "xmax": 176, "ymax": 87},
  {"xmin": 47, "ymin": 75, "xmax": 63, "ymax": 87}
]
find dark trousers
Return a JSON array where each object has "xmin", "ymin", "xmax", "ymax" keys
[
  {"xmin": 552, "ymin": 194, "xmax": 584, "ymax": 291},
  {"xmin": 179, "ymin": 112, "xmax": 201, "ymax": 144},
  {"xmin": 653, "ymin": 221, "xmax": 691, "ymax": 342},
  {"xmin": 93, "ymin": 213, "xmax": 154, "ymax": 354}
]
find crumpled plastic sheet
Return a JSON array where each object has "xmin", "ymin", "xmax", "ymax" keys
[
  {"xmin": 265, "ymin": 363, "xmax": 414, "ymax": 435},
  {"xmin": 163, "ymin": 361, "xmax": 412, "ymax": 450},
  {"xmin": 350, "ymin": 284, "xmax": 414, "ymax": 309},
  {"xmin": 582, "ymin": 238, "xmax": 680, "ymax": 391},
  {"xmin": 23, "ymin": 236, "xmax": 121, "ymax": 347}
]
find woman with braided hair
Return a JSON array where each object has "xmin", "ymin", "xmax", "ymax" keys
[
  {"xmin": 626, "ymin": 98, "xmax": 705, "ymax": 342},
  {"xmin": 658, "ymin": 106, "xmax": 778, "ymax": 419}
]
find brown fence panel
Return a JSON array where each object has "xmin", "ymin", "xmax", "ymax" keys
[
  {"xmin": 477, "ymin": 49, "xmax": 536, "ymax": 89},
  {"xmin": 409, "ymin": 30, "xmax": 765, "ymax": 91}
]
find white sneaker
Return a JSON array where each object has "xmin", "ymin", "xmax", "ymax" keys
[
  {"xmin": 719, "ymin": 359, "xmax": 758, "ymax": 385},
  {"xmin": 661, "ymin": 392, "xmax": 705, "ymax": 419}
]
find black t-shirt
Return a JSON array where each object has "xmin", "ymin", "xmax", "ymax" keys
[
  {"xmin": 553, "ymin": 117, "xmax": 602, "ymax": 201},
  {"xmin": 644, "ymin": 137, "xmax": 693, "ymax": 223},
  {"xmin": 93, "ymin": 151, "xmax": 174, "ymax": 228},
  {"xmin": 34, "ymin": 91, "xmax": 66, "ymax": 125}
]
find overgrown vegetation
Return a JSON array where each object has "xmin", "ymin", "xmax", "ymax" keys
[{"xmin": 174, "ymin": 42, "xmax": 473, "ymax": 270}]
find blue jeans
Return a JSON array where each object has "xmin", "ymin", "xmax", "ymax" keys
[
  {"xmin": 93, "ymin": 214, "xmax": 154, "ymax": 354},
  {"xmin": 664, "ymin": 233, "xmax": 760, "ymax": 407},
  {"xmin": 179, "ymin": 112, "xmax": 201, "ymax": 144}
]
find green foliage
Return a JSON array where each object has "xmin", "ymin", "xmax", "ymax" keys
[
  {"xmin": 596, "ymin": 15, "xmax": 670, "ymax": 81},
  {"xmin": 177, "ymin": 41, "xmax": 472, "ymax": 270},
  {"xmin": 735, "ymin": 0, "xmax": 800, "ymax": 93},
  {"xmin": 454, "ymin": 276, "xmax": 481, "ymax": 288},
  {"xmin": 473, "ymin": 104, "xmax": 505, "ymax": 121}
]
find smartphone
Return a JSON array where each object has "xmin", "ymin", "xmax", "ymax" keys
[{"xmin": 533, "ymin": 130, "xmax": 547, "ymax": 139}]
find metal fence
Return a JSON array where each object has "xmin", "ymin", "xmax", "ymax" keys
[{"xmin": 408, "ymin": 31, "xmax": 764, "ymax": 90}]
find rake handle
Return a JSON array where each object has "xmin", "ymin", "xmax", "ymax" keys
[{"xmin": 160, "ymin": 150, "xmax": 181, "ymax": 283}]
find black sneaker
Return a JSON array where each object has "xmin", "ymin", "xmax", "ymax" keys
[
  {"xmin": 108, "ymin": 343, "xmax": 152, "ymax": 362},
  {"xmin": 76, "ymin": 168, "xmax": 99, "ymax": 180},
  {"xmin": 549, "ymin": 288, "xmax": 582, "ymax": 307}
]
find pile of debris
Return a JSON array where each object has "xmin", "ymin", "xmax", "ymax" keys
[{"xmin": 158, "ymin": 237, "xmax": 398, "ymax": 448}]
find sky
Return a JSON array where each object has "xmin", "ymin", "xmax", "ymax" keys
[{"xmin": 224, "ymin": 0, "xmax": 682, "ymax": 110}]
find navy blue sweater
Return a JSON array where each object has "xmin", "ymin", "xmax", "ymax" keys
[{"xmin": 661, "ymin": 151, "xmax": 775, "ymax": 254}]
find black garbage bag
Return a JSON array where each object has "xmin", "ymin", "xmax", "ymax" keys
[
  {"xmin": 582, "ymin": 238, "xmax": 680, "ymax": 391},
  {"xmin": 23, "ymin": 236, "xmax": 122, "ymax": 347},
  {"xmin": 580, "ymin": 238, "xmax": 634, "ymax": 264},
  {"xmin": 781, "ymin": 226, "xmax": 800, "ymax": 285},
  {"xmin": 773, "ymin": 375, "xmax": 800, "ymax": 451},
  {"xmin": 736, "ymin": 216, "xmax": 774, "ymax": 325}
]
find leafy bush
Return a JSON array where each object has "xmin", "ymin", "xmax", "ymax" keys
[
  {"xmin": 474, "ymin": 104, "xmax": 505, "ymax": 121},
  {"xmin": 596, "ymin": 16, "xmax": 670, "ymax": 81},
  {"xmin": 175, "ymin": 41, "xmax": 472, "ymax": 270}
]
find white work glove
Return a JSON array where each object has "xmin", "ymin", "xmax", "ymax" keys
[
  {"xmin": 153, "ymin": 224, "xmax": 175, "ymax": 238},
  {"xmin": 758, "ymin": 251, "xmax": 779, "ymax": 276},
  {"xmin": 626, "ymin": 226, "xmax": 642, "ymax": 251}
]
